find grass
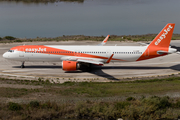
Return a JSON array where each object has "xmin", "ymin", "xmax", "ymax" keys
[
  {"xmin": 0, "ymin": 88, "xmax": 31, "ymax": 97},
  {"xmin": 59, "ymin": 79, "xmax": 180, "ymax": 97},
  {"xmin": 1, "ymin": 77, "xmax": 180, "ymax": 98},
  {"xmin": 0, "ymin": 96, "xmax": 180, "ymax": 119},
  {"xmin": 1, "ymin": 77, "xmax": 180, "ymax": 119},
  {"xmin": 1, "ymin": 34, "xmax": 180, "ymax": 43}
]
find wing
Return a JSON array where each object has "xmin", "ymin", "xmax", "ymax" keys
[
  {"xmin": 61, "ymin": 54, "xmax": 114, "ymax": 65},
  {"xmin": 77, "ymin": 59, "xmax": 104, "ymax": 65},
  {"xmin": 79, "ymin": 53, "xmax": 114, "ymax": 64}
]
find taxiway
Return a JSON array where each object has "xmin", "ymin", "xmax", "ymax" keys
[{"xmin": 1, "ymin": 40, "xmax": 180, "ymax": 83}]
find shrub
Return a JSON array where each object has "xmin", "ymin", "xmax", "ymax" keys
[
  {"xmin": 45, "ymin": 79, "xmax": 50, "ymax": 83},
  {"xmin": 158, "ymin": 96, "xmax": 171, "ymax": 109},
  {"xmin": 126, "ymin": 97, "xmax": 136, "ymax": 101},
  {"xmin": 38, "ymin": 77, "xmax": 42, "ymax": 82},
  {"xmin": 4, "ymin": 36, "xmax": 16, "ymax": 40},
  {"xmin": 127, "ymin": 37, "xmax": 131, "ymax": 40},
  {"xmin": 29, "ymin": 101, "xmax": 40, "ymax": 108},
  {"xmin": 8, "ymin": 102, "xmax": 22, "ymax": 111},
  {"xmin": 173, "ymin": 101, "xmax": 180, "ymax": 108},
  {"xmin": 41, "ymin": 101, "xmax": 58, "ymax": 110},
  {"xmin": 143, "ymin": 96, "xmax": 171, "ymax": 109},
  {"xmin": 41, "ymin": 101, "xmax": 52, "ymax": 109},
  {"xmin": 14, "ymin": 40, "xmax": 22, "ymax": 42},
  {"xmin": 115, "ymin": 101, "xmax": 130, "ymax": 110}
]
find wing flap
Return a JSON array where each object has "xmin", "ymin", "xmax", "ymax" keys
[{"xmin": 77, "ymin": 59, "xmax": 104, "ymax": 65}]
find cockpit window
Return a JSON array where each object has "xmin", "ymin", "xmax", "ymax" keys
[{"xmin": 8, "ymin": 50, "xmax": 14, "ymax": 52}]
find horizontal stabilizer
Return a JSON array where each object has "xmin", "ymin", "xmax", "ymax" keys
[
  {"xmin": 137, "ymin": 42, "xmax": 149, "ymax": 46},
  {"xmin": 176, "ymin": 52, "xmax": 180, "ymax": 54},
  {"xmin": 157, "ymin": 50, "xmax": 170, "ymax": 55}
]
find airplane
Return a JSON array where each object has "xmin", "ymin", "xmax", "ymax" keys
[{"xmin": 3, "ymin": 23, "xmax": 177, "ymax": 72}]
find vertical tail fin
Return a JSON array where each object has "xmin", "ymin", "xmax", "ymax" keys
[
  {"xmin": 149, "ymin": 23, "xmax": 175, "ymax": 48},
  {"xmin": 98, "ymin": 35, "xmax": 110, "ymax": 46},
  {"xmin": 137, "ymin": 23, "xmax": 175, "ymax": 61}
]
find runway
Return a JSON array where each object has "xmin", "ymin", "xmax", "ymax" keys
[{"xmin": 1, "ymin": 40, "xmax": 180, "ymax": 83}]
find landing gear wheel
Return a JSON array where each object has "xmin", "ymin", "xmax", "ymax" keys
[
  {"xmin": 21, "ymin": 65, "xmax": 25, "ymax": 68},
  {"xmin": 21, "ymin": 61, "xmax": 25, "ymax": 68}
]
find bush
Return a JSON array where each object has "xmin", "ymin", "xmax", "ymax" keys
[
  {"xmin": 126, "ymin": 97, "xmax": 136, "ymax": 101},
  {"xmin": 29, "ymin": 101, "xmax": 40, "ymax": 108},
  {"xmin": 41, "ymin": 101, "xmax": 52, "ymax": 109},
  {"xmin": 0, "ymin": 37, "xmax": 2, "ymax": 40},
  {"xmin": 173, "ymin": 101, "xmax": 180, "ymax": 108},
  {"xmin": 4, "ymin": 36, "xmax": 16, "ymax": 40},
  {"xmin": 38, "ymin": 77, "xmax": 42, "ymax": 82},
  {"xmin": 8, "ymin": 102, "xmax": 22, "ymax": 111},
  {"xmin": 115, "ymin": 101, "xmax": 130, "ymax": 109},
  {"xmin": 127, "ymin": 37, "xmax": 131, "ymax": 40},
  {"xmin": 143, "ymin": 96, "xmax": 171, "ymax": 110},
  {"xmin": 158, "ymin": 96, "xmax": 171, "ymax": 109},
  {"xmin": 14, "ymin": 40, "xmax": 22, "ymax": 42}
]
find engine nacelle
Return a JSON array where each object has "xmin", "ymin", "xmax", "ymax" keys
[
  {"xmin": 62, "ymin": 61, "xmax": 78, "ymax": 71},
  {"xmin": 62, "ymin": 61, "xmax": 91, "ymax": 72}
]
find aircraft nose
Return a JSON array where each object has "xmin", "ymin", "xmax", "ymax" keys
[{"xmin": 2, "ymin": 52, "xmax": 8, "ymax": 59}]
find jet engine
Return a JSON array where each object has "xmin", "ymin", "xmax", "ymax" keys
[
  {"xmin": 62, "ymin": 61, "xmax": 78, "ymax": 71},
  {"xmin": 62, "ymin": 61, "xmax": 91, "ymax": 71}
]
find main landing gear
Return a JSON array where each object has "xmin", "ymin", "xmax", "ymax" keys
[{"xmin": 21, "ymin": 61, "xmax": 25, "ymax": 68}]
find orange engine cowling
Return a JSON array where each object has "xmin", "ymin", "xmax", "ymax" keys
[{"xmin": 62, "ymin": 61, "xmax": 78, "ymax": 71}]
